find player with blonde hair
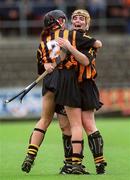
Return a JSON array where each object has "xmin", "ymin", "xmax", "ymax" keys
[{"xmin": 57, "ymin": 9, "xmax": 107, "ymax": 175}]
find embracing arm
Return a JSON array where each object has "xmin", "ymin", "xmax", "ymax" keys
[{"xmin": 57, "ymin": 38, "xmax": 90, "ymax": 66}]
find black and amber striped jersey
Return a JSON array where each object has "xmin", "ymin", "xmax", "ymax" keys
[
  {"xmin": 78, "ymin": 47, "xmax": 97, "ymax": 82},
  {"xmin": 37, "ymin": 29, "xmax": 96, "ymax": 75}
]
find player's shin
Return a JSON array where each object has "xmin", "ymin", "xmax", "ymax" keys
[{"xmin": 21, "ymin": 128, "xmax": 46, "ymax": 173}]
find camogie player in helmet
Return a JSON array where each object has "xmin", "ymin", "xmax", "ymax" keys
[
  {"xmin": 21, "ymin": 9, "xmax": 68, "ymax": 174},
  {"xmin": 21, "ymin": 9, "xmax": 95, "ymax": 175},
  {"xmin": 43, "ymin": 9, "xmax": 67, "ymax": 31},
  {"xmin": 57, "ymin": 9, "xmax": 107, "ymax": 175}
]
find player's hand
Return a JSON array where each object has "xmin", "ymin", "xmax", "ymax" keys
[
  {"xmin": 44, "ymin": 63, "xmax": 55, "ymax": 73},
  {"xmin": 56, "ymin": 38, "xmax": 71, "ymax": 50}
]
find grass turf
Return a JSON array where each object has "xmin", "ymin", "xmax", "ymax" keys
[{"xmin": 0, "ymin": 117, "xmax": 130, "ymax": 180}]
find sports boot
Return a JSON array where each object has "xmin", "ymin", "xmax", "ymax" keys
[
  {"xmin": 21, "ymin": 154, "xmax": 35, "ymax": 173},
  {"xmin": 71, "ymin": 164, "xmax": 90, "ymax": 175},
  {"xmin": 96, "ymin": 162, "xmax": 107, "ymax": 174},
  {"xmin": 59, "ymin": 161, "xmax": 72, "ymax": 174}
]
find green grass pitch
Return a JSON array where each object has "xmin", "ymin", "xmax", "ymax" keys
[{"xmin": 0, "ymin": 117, "xmax": 130, "ymax": 180}]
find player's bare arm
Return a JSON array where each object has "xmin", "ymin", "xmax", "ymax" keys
[{"xmin": 56, "ymin": 37, "xmax": 89, "ymax": 66}]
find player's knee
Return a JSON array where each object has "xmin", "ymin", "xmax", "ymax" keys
[
  {"xmin": 83, "ymin": 121, "xmax": 97, "ymax": 135},
  {"xmin": 60, "ymin": 123, "xmax": 71, "ymax": 135}
]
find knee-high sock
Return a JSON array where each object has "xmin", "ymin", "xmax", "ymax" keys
[
  {"xmin": 88, "ymin": 131, "xmax": 105, "ymax": 164},
  {"xmin": 62, "ymin": 134, "xmax": 72, "ymax": 163}
]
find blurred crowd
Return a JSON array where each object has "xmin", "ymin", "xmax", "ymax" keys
[{"xmin": 0, "ymin": 0, "xmax": 130, "ymax": 35}]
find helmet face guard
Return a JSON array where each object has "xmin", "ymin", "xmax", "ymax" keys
[
  {"xmin": 43, "ymin": 10, "xmax": 67, "ymax": 31},
  {"xmin": 71, "ymin": 9, "xmax": 91, "ymax": 31}
]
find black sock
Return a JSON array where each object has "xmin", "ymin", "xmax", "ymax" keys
[
  {"xmin": 88, "ymin": 131, "xmax": 105, "ymax": 164},
  {"xmin": 62, "ymin": 134, "xmax": 72, "ymax": 163}
]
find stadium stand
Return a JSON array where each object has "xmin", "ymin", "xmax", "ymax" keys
[
  {"xmin": 0, "ymin": 0, "xmax": 129, "ymax": 36},
  {"xmin": 0, "ymin": 35, "xmax": 130, "ymax": 88}
]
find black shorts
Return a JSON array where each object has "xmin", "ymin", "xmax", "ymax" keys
[
  {"xmin": 42, "ymin": 68, "xmax": 59, "ymax": 96},
  {"xmin": 55, "ymin": 79, "xmax": 103, "ymax": 113},
  {"xmin": 55, "ymin": 68, "xmax": 81, "ymax": 107},
  {"xmin": 79, "ymin": 79, "xmax": 103, "ymax": 111}
]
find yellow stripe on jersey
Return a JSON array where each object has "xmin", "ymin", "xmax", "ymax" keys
[
  {"xmin": 40, "ymin": 41, "xmax": 47, "ymax": 63},
  {"xmin": 72, "ymin": 31, "xmax": 76, "ymax": 47},
  {"xmin": 47, "ymin": 35, "xmax": 51, "ymax": 41},
  {"xmin": 63, "ymin": 29, "xmax": 69, "ymax": 40},
  {"xmin": 36, "ymin": 49, "xmax": 42, "ymax": 63},
  {"xmin": 40, "ymin": 41, "xmax": 44, "ymax": 49},
  {"xmin": 86, "ymin": 65, "xmax": 91, "ymax": 79},
  {"xmin": 54, "ymin": 30, "xmax": 60, "ymax": 39},
  {"xmin": 69, "ymin": 31, "xmax": 77, "ymax": 64},
  {"xmin": 78, "ymin": 65, "xmax": 85, "ymax": 82}
]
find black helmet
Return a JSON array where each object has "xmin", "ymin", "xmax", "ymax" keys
[{"xmin": 43, "ymin": 10, "xmax": 67, "ymax": 30}]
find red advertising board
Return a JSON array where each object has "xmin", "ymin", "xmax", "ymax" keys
[{"xmin": 100, "ymin": 88, "xmax": 130, "ymax": 115}]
